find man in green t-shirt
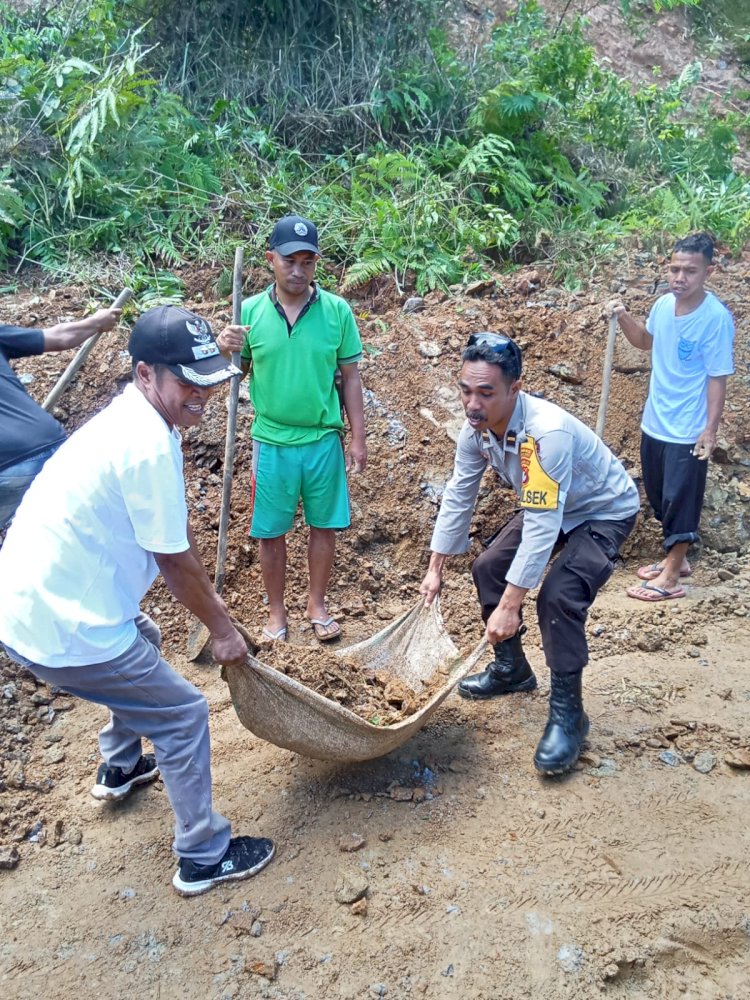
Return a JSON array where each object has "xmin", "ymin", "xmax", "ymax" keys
[{"xmin": 218, "ymin": 216, "xmax": 367, "ymax": 643}]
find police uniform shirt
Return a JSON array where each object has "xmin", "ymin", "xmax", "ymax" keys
[{"xmin": 429, "ymin": 392, "xmax": 640, "ymax": 590}]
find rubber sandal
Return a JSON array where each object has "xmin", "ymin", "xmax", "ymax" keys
[
  {"xmin": 626, "ymin": 583, "xmax": 686, "ymax": 602},
  {"xmin": 261, "ymin": 626, "xmax": 288, "ymax": 642},
  {"xmin": 308, "ymin": 616, "xmax": 341, "ymax": 642}
]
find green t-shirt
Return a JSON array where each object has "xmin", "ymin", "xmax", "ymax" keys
[{"xmin": 240, "ymin": 285, "xmax": 363, "ymax": 446}]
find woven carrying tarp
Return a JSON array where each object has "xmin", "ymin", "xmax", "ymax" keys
[{"xmin": 222, "ymin": 600, "xmax": 486, "ymax": 762}]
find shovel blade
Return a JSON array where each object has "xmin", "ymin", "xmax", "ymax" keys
[{"xmin": 186, "ymin": 619, "xmax": 211, "ymax": 661}]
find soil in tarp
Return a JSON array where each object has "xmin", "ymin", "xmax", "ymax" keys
[{"xmin": 255, "ymin": 641, "xmax": 461, "ymax": 726}]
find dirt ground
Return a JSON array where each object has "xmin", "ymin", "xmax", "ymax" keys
[{"xmin": 2, "ymin": 241, "xmax": 750, "ymax": 1000}]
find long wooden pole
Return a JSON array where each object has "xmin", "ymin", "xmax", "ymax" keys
[
  {"xmin": 595, "ymin": 314, "xmax": 619, "ymax": 439},
  {"xmin": 213, "ymin": 248, "xmax": 244, "ymax": 595},
  {"xmin": 42, "ymin": 288, "xmax": 133, "ymax": 412}
]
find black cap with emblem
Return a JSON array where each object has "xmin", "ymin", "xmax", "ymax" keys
[
  {"xmin": 268, "ymin": 215, "xmax": 320, "ymax": 256},
  {"xmin": 128, "ymin": 305, "xmax": 242, "ymax": 387}
]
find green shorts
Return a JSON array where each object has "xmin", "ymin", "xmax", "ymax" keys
[{"xmin": 249, "ymin": 432, "xmax": 350, "ymax": 538}]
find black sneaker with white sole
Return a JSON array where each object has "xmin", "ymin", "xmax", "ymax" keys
[
  {"xmin": 172, "ymin": 836, "xmax": 276, "ymax": 897},
  {"xmin": 90, "ymin": 753, "xmax": 159, "ymax": 801}
]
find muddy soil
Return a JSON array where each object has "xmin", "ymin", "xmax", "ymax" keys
[
  {"xmin": 1, "ymin": 246, "xmax": 750, "ymax": 999},
  {"xmin": 254, "ymin": 642, "xmax": 458, "ymax": 727}
]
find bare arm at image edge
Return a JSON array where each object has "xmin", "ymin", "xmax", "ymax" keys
[{"xmin": 42, "ymin": 308, "xmax": 121, "ymax": 351}]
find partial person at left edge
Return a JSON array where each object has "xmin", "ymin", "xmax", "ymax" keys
[
  {"xmin": 0, "ymin": 304, "xmax": 121, "ymax": 529},
  {"xmin": 0, "ymin": 305, "xmax": 276, "ymax": 897}
]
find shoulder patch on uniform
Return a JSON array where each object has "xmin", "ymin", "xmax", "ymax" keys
[{"xmin": 519, "ymin": 436, "xmax": 559, "ymax": 510}]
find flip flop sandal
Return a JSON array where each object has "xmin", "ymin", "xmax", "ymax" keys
[
  {"xmin": 626, "ymin": 583, "xmax": 686, "ymax": 602},
  {"xmin": 636, "ymin": 563, "xmax": 693, "ymax": 581},
  {"xmin": 308, "ymin": 617, "xmax": 341, "ymax": 642},
  {"xmin": 261, "ymin": 626, "xmax": 288, "ymax": 642}
]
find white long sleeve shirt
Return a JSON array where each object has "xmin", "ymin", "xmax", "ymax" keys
[{"xmin": 430, "ymin": 392, "xmax": 640, "ymax": 590}]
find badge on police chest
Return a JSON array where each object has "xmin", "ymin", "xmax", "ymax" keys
[{"xmin": 519, "ymin": 436, "xmax": 559, "ymax": 510}]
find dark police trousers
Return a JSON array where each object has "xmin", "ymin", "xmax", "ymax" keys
[{"xmin": 471, "ymin": 511, "xmax": 637, "ymax": 675}]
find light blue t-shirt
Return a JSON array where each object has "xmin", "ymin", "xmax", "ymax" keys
[{"xmin": 642, "ymin": 291, "xmax": 734, "ymax": 444}]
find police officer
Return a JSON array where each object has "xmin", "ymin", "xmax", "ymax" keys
[{"xmin": 419, "ymin": 333, "xmax": 640, "ymax": 774}]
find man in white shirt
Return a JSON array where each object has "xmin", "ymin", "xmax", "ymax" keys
[
  {"xmin": 0, "ymin": 305, "xmax": 275, "ymax": 896},
  {"xmin": 419, "ymin": 333, "xmax": 639, "ymax": 775},
  {"xmin": 609, "ymin": 232, "xmax": 735, "ymax": 602}
]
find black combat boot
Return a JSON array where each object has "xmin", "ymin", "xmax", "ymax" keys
[
  {"xmin": 533, "ymin": 670, "xmax": 590, "ymax": 775},
  {"xmin": 458, "ymin": 629, "xmax": 537, "ymax": 700}
]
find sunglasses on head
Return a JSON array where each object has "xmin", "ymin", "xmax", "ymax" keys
[{"xmin": 466, "ymin": 332, "xmax": 522, "ymax": 376}]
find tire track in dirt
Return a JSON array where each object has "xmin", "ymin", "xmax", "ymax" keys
[{"xmin": 487, "ymin": 860, "xmax": 750, "ymax": 919}]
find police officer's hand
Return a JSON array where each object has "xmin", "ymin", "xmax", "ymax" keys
[
  {"xmin": 486, "ymin": 604, "xmax": 521, "ymax": 644},
  {"xmin": 211, "ymin": 625, "xmax": 248, "ymax": 667},
  {"xmin": 419, "ymin": 568, "xmax": 442, "ymax": 607},
  {"xmin": 216, "ymin": 325, "xmax": 249, "ymax": 356}
]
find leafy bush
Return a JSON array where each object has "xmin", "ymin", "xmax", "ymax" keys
[{"xmin": 0, "ymin": 0, "xmax": 747, "ymax": 293}]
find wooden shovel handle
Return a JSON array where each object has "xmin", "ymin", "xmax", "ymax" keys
[
  {"xmin": 595, "ymin": 314, "xmax": 619, "ymax": 439},
  {"xmin": 213, "ymin": 248, "xmax": 244, "ymax": 594},
  {"xmin": 42, "ymin": 288, "xmax": 133, "ymax": 412}
]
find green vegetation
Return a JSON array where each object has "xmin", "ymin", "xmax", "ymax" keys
[{"xmin": 0, "ymin": 0, "xmax": 748, "ymax": 293}]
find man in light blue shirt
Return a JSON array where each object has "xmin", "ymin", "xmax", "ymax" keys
[{"xmin": 610, "ymin": 232, "xmax": 735, "ymax": 602}]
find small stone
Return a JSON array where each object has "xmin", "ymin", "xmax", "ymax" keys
[
  {"xmin": 548, "ymin": 363, "xmax": 583, "ymax": 385},
  {"xmin": 338, "ymin": 832, "xmax": 366, "ymax": 852},
  {"xmin": 718, "ymin": 568, "xmax": 735, "ymax": 581},
  {"xmin": 378, "ymin": 831, "xmax": 394, "ymax": 842},
  {"xmin": 370, "ymin": 984, "xmax": 388, "ymax": 997},
  {"xmin": 557, "ymin": 943, "xmax": 585, "ymax": 973},
  {"xmin": 120, "ymin": 887, "xmax": 136, "ymax": 900},
  {"xmin": 247, "ymin": 959, "xmax": 277, "ymax": 982},
  {"xmin": 636, "ymin": 634, "xmax": 663, "ymax": 652},
  {"xmin": 226, "ymin": 910, "xmax": 261, "ymax": 935},
  {"xmin": 27, "ymin": 821, "xmax": 47, "ymax": 845},
  {"xmin": 692, "ymin": 751, "xmax": 716, "ymax": 774},
  {"xmin": 578, "ymin": 751, "xmax": 601, "ymax": 768},
  {"xmin": 658, "ymin": 750, "xmax": 681, "ymax": 768},
  {"xmin": 250, "ymin": 920, "xmax": 263, "ymax": 938},
  {"xmin": 389, "ymin": 785, "xmax": 413, "ymax": 801},
  {"xmin": 67, "ymin": 827, "xmax": 83, "ymax": 846},
  {"xmin": 50, "ymin": 698, "xmax": 74, "ymax": 713},
  {"xmin": 418, "ymin": 340, "xmax": 441, "ymax": 359},
  {"xmin": 0, "ymin": 846, "xmax": 20, "ymax": 870},
  {"xmin": 516, "ymin": 270, "xmax": 541, "ymax": 295},
  {"xmin": 725, "ymin": 749, "xmax": 750, "ymax": 770},
  {"xmin": 334, "ymin": 870, "xmax": 369, "ymax": 904},
  {"xmin": 589, "ymin": 759, "xmax": 617, "ymax": 777},
  {"xmin": 465, "ymin": 279, "xmax": 495, "ymax": 296},
  {"xmin": 7, "ymin": 763, "xmax": 25, "ymax": 790},
  {"xmin": 402, "ymin": 297, "xmax": 425, "ymax": 314},
  {"xmin": 45, "ymin": 746, "xmax": 66, "ymax": 764},
  {"xmin": 351, "ymin": 897, "xmax": 368, "ymax": 916}
]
